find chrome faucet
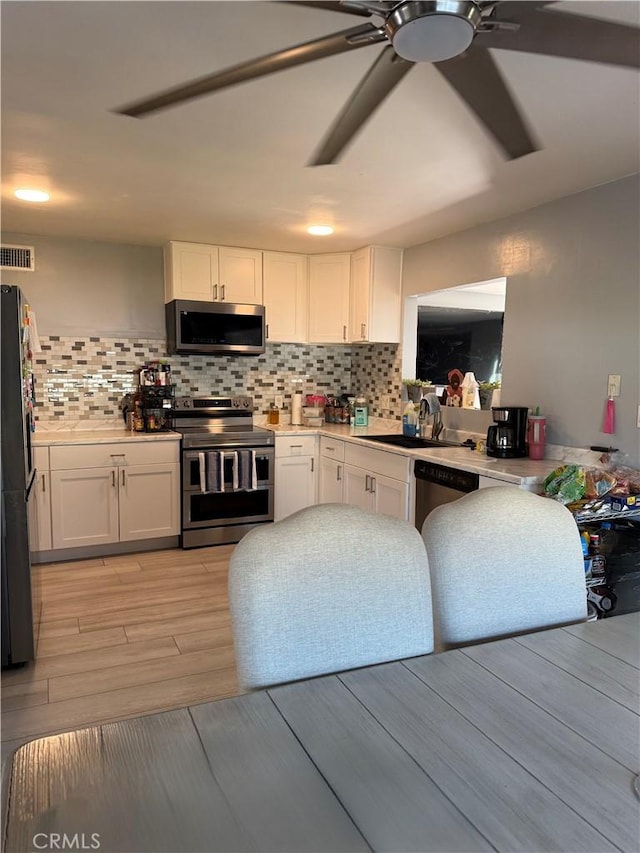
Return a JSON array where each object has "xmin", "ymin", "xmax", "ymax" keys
[{"xmin": 419, "ymin": 393, "xmax": 443, "ymax": 441}]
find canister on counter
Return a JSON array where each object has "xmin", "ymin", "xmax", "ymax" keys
[{"xmin": 354, "ymin": 397, "xmax": 368, "ymax": 427}]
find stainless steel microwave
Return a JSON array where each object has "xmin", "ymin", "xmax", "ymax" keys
[{"xmin": 166, "ymin": 300, "xmax": 265, "ymax": 355}]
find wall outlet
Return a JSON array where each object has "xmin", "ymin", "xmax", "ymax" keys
[
  {"xmin": 274, "ymin": 395, "xmax": 284, "ymax": 410},
  {"xmin": 380, "ymin": 394, "xmax": 390, "ymax": 410}
]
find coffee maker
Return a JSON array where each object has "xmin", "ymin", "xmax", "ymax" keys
[{"xmin": 486, "ymin": 406, "xmax": 528, "ymax": 458}]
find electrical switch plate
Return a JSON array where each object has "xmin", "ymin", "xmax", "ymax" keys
[
  {"xmin": 274, "ymin": 394, "xmax": 284, "ymax": 410},
  {"xmin": 607, "ymin": 375, "xmax": 621, "ymax": 397}
]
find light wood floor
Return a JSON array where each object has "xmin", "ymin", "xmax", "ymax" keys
[{"xmin": 1, "ymin": 544, "xmax": 241, "ymax": 765}]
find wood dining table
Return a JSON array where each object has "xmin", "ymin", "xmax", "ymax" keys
[{"xmin": 3, "ymin": 612, "xmax": 639, "ymax": 853}]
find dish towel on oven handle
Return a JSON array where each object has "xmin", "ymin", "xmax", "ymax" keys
[
  {"xmin": 198, "ymin": 451, "xmax": 226, "ymax": 493},
  {"xmin": 199, "ymin": 450, "xmax": 247, "ymax": 492},
  {"xmin": 238, "ymin": 449, "xmax": 258, "ymax": 491}
]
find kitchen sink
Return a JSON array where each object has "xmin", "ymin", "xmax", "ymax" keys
[{"xmin": 359, "ymin": 434, "xmax": 463, "ymax": 450}]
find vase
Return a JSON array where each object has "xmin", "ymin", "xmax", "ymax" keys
[{"xmin": 406, "ymin": 386, "xmax": 422, "ymax": 403}]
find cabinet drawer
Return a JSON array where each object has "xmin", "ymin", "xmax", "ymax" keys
[
  {"xmin": 345, "ymin": 443, "xmax": 409, "ymax": 481},
  {"xmin": 275, "ymin": 435, "xmax": 317, "ymax": 458},
  {"xmin": 34, "ymin": 446, "xmax": 50, "ymax": 471},
  {"xmin": 50, "ymin": 440, "xmax": 180, "ymax": 470},
  {"xmin": 320, "ymin": 436, "xmax": 345, "ymax": 461}
]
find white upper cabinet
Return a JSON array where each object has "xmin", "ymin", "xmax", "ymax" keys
[
  {"xmin": 349, "ymin": 246, "xmax": 403, "ymax": 343},
  {"xmin": 164, "ymin": 241, "xmax": 263, "ymax": 304},
  {"xmin": 308, "ymin": 253, "xmax": 351, "ymax": 344},
  {"xmin": 164, "ymin": 242, "xmax": 219, "ymax": 302},
  {"xmin": 263, "ymin": 251, "xmax": 309, "ymax": 343},
  {"xmin": 218, "ymin": 246, "xmax": 263, "ymax": 304}
]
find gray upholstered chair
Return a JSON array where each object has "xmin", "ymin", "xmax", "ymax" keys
[
  {"xmin": 229, "ymin": 503, "xmax": 434, "ymax": 690},
  {"xmin": 421, "ymin": 486, "xmax": 587, "ymax": 649}
]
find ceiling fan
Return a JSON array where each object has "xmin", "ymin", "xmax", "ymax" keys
[{"xmin": 115, "ymin": 1, "xmax": 640, "ymax": 164}]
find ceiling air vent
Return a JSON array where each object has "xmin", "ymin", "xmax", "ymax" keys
[{"xmin": 0, "ymin": 244, "xmax": 35, "ymax": 271}]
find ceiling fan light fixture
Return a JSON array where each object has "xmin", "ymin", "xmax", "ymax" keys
[
  {"xmin": 386, "ymin": 0, "xmax": 481, "ymax": 63},
  {"xmin": 307, "ymin": 224, "xmax": 334, "ymax": 236}
]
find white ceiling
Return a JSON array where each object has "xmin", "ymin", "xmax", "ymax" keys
[{"xmin": 2, "ymin": 1, "xmax": 639, "ymax": 253}]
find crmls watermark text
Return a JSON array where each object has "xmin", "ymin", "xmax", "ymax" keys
[{"xmin": 32, "ymin": 833, "xmax": 100, "ymax": 850}]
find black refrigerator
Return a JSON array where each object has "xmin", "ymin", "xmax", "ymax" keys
[{"xmin": 1, "ymin": 284, "xmax": 40, "ymax": 666}]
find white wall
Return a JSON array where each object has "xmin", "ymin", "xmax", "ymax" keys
[
  {"xmin": 403, "ymin": 176, "xmax": 640, "ymax": 465},
  {"xmin": 1, "ymin": 233, "xmax": 164, "ymax": 337}
]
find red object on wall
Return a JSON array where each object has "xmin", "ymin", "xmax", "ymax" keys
[{"xmin": 602, "ymin": 398, "xmax": 615, "ymax": 434}]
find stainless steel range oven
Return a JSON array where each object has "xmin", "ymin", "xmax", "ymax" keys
[{"xmin": 171, "ymin": 396, "xmax": 274, "ymax": 548}]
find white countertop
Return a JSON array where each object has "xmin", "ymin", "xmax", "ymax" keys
[
  {"xmin": 269, "ymin": 422, "xmax": 555, "ymax": 486},
  {"xmin": 33, "ymin": 418, "xmax": 587, "ymax": 486},
  {"xmin": 33, "ymin": 427, "xmax": 180, "ymax": 446}
]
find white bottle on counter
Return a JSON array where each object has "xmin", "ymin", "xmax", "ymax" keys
[
  {"xmin": 291, "ymin": 390, "xmax": 303, "ymax": 425},
  {"xmin": 461, "ymin": 372, "xmax": 480, "ymax": 409}
]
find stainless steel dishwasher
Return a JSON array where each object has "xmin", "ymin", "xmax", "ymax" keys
[{"xmin": 414, "ymin": 460, "xmax": 479, "ymax": 532}]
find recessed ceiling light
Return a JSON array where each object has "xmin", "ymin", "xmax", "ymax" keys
[
  {"xmin": 14, "ymin": 189, "xmax": 50, "ymax": 203},
  {"xmin": 307, "ymin": 225, "xmax": 333, "ymax": 236}
]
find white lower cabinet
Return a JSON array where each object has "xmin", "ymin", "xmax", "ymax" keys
[
  {"xmin": 117, "ymin": 463, "xmax": 181, "ymax": 541},
  {"xmin": 343, "ymin": 443, "xmax": 410, "ymax": 521},
  {"xmin": 29, "ymin": 447, "xmax": 53, "ymax": 552},
  {"xmin": 318, "ymin": 437, "xmax": 410, "ymax": 521},
  {"xmin": 48, "ymin": 441, "xmax": 180, "ymax": 551},
  {"xmin": 51, "ymin": 467, "xmax": 119, "ymax": 548},
  {"xmin": 318, "ymin": 436, "xmax": 345, "ymax": 504},
  {"xmin": 274, "ymin": 435, "xmax": 317, "ymax": 521},
  {"xmin": 318, "ymin": 457, "xmax": 344, "ymax": 504}
]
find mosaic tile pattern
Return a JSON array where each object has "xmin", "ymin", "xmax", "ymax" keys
[
  {"xmin": 32, "ymin": 336, "xmax": 361, "ymax": 421},
  {"xmin": 352, "ymin": 344, "xmax": 403, "ymax": 420}
]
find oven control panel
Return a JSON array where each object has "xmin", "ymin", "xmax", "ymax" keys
[{"xmin": 173, "ymin": 396, "xmax": 253, "ymax": 411}]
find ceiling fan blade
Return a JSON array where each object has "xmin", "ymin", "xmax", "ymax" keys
[
  {"xmin": 435, "ymin": 45, "xmax": 538, "ymax": 160},
  {"xmin": 284, "ymin": 2, "xmax": 374, "ymax": 18},
  {"xmin": 310, "ymin": 45, "xmax": 413, "ymax": 165},
  {"xmin": 116, "ymin": 23, "xmax": 383, "ymax": 117},
  {"xmin": 478, "ymin": 5, "xmax": 640, "ymax": 68}
]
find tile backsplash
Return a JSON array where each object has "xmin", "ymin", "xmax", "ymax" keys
[
  {"xmin": 33, "ymin": 335, "xmax": 402, "ymax": 422},
  {"xmin": 352, "ymin": 343, "xmax": 403, "ymax": 420}
]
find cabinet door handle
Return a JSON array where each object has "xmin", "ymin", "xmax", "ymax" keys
[
  {"xmin": 221, "ymin": 284, "xmax": 226, "ymax": 301},
  {"xmin": 361, "ymin": 322, "xmax": 366, "ymax": 339},
  {"xmin": 365, "ymin": 474, "xmax": 371, "ymax": 492},
  {"xmin": 343, "ymin": 325, "xmax": 347, "ymax": 341},
  {"xmin": 290, "ymin": 444, "xmax": 303, "ymax": 449},
  {"xmin": 41, "ymin": 473, "xmax": 46, "ymax": 493},
  {"xmin": 121, "ymin": 469, "xmax": 126, "ymax": 486},
  {"xmin": 310, "ymin": 458, "xmax": 314, "ymax": 473},
  {"xmin": 111, "ymin": 470, "xmax": 116, "ymax": 487},
  {"xmin": 266, "ymin": 324, "xmax": 269, "ymax": 339},
  {"xmin": 213, "ymin": 284, "xmax": 218, "ymax": 300},
  {"xmin": 337, "ymin": 465, "xmax": 342, "ymax": 482},
  {"xmin": 370, "ymin": 476, "xmax": 376, "ymax": 494},
  {"xmin": 326, "ymin": 445, "xmax": 334, "ymax": 451}
]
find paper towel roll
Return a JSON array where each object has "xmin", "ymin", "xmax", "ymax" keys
[{"xmin": 291, "ymin": 391, "xmax": 303, "ymax": 425}]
